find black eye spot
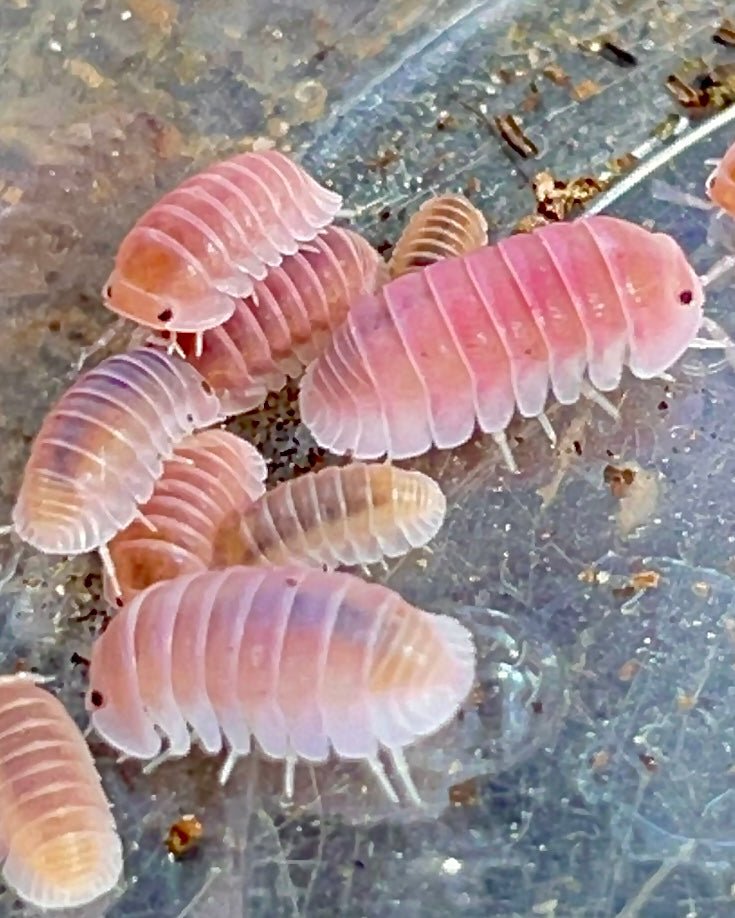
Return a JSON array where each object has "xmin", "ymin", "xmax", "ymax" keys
[
  {"xmin": 90, "ymin": 690, "xmax": 105, "ymax": 708},
  {"xmin": 157, "ymin": 308, "xmax": 173, "ymax": 322},
  {"xmin": 115, "ymin": 597, "xmax": 123, "ymax": 608},
  {"xmin": 105, "ymin": 286, "xmax": 113, "ymax": 298},
  {"xmin": 186, "ymin": 413, "xmax": 194, "ymax": 423},
  {"xmin": 679, "ymin": 289, "xmax": 693, "ymax": 304},
  {"xmin": 201, "ymin": 380, "xmax": 213, "ymax": 395}
]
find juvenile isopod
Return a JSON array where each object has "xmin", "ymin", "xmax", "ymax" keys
[
  {"xmin": 11, "ymin": 347, "xmax": 222, "ymax": 593},
  {"xmin": 173, "ymin": 226, "xmax": 387, "ymax": 414},
  {"xmin": 212, "ymin": 462, "xmax": 446, "ymax": 570},
  {"xmin": 86, "ymin": 566, "xmax": 476, "ymax": 804},
  {"xmin": 299, "ymin": 215, "xmax": 706, "ymax": 471},
  {"xmin": 104, "ymin": 429, "xmax": 267, "ymax": 604},
  {"xmin": 103, "ymin": 150, "xmax": 343, "ymax": 344},
  {"xmin": 0, "ymin": 673, "xmax": 122, "ymax": 910},
  {"xmin": 389, "ymin": 194, "xmax": 488, "ymax": 278}
]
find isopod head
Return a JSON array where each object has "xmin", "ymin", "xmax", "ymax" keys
[{"xmin": 706, "ymin": 142, "xmax": 735, "ymax": 217}]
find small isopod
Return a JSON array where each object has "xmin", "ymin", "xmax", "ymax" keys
[
  {"xmin": 212, "ymin": 462, "xmax": 446, "ymax": 570},
  {"xmin": 389, "ymin": 194, "xmax": 488, "ymax": 278},
  {"xmin": 12, "ymin": 347, "xmax": 222, "ymax": 593},
  {"xmin": 104, "ymin": 429, "xmax": 267, "ymax": 604},
  {"xmin": 103, "ymin": 150, "xmax": 342, "ymax": 343},
  {"xmin": 86, "ymin": 566, "xmax": 475, "ymax": 804},
  {"xmin": 174, "ymin": 225, "xmax": 387, "ymax": 414},
  {"xmin": 0, "ymin": 673, "xmax": 122, "ymax": 910},
  {"xmin": 299, "ymin": 215, "xmax": 706, "ymax": 471}
]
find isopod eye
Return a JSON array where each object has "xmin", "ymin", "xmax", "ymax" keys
[
  {"xmin": 89, "ymin": 689, "xmax": 105, "ymax": 709},
  {"xmin": 201, "ymin": 380, "xmax": 213, "ymax": 395},
  {"xmin": 157, "ymin": 308, "xmax": 174, "ymax": 323},
  {"xmin": 679, "ymin": 289, "xmax": 693, "ymax": 304},
  {"xmin": 105, "ymin": 285, "xmax": 113, "ymax": 298}
]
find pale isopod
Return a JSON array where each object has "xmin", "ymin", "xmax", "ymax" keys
[
  {"xmin": 0, "ymin": 674, "xmax": 122, "ymax": 910},
  {"xmin": 86, "ymin": 566, "xmax": 476, "ymax": 804},
  {"xmin": 173, "ymin": 226, "xmax": 388, "ymax": 414},
  {"xmin": 103, "ymin": 150, "xmax": 342, "ymax": 338},
  {"xmin": 212, "ymin": 462, "xmax": 446, "ymax": 570},
  {"xmin": 104, "ymin": 429, "xmax": 267, "ymax": 604},
  {"xmin": 12, "ymin": 347, "xmax": 222, "ymax": 592},
  {"xmin": 299, "ymin": 215, "xmax": 705, "ymax": 471},
  {"xmin": 389, "ymin": 194, "xmax": 488, "ymax": 278}
]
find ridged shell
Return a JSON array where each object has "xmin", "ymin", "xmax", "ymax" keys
[
  {"xmin": 103, "ymin": 150, "xmax": 342, "ymax": 334},
  {"xmin": 87, "ymin": 566, "xmax": 475, "ymax": 801},
  {"xmin": 213, "ymin": 463, "xmax": 446, "ymax": 570},
  {"xmin": 389, "ymin": 194, "xmax": 488, "ymax": 278},
  {"xmin": 0, "ymin": 674, "xmax": 122, "ymax": 910},
  {"xmin": 104, "ymin": 429, "xmax": 267, "ymax": 605},
  {"xmin": 12, "ymin": 347, "xmax": 222, "ymax": 557},
  {"xmin": 299, "ymin": 215, "xmax": 703, "ymax": 460},
  {"xmin": 706, "ymin": 140, "xmax": 735, "ymax": 216},
  {"xmin": 174, "ymin": 226, "xmax": 388, "ymax": 414}
]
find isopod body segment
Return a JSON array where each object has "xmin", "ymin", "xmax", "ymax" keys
[
  {"xmin": 86, "ymin": 566, "xmax": 476, "ymax": 803},
  {"xmin": 299, "ymin": 215, "xmax": 703, "ymax": 465},
  {"xmin": 0, "ymin": 674, "xmax": 122, "ymax": 910},
  {"xmin": 103, "ymin": 150, "xmax": 342, "ymax": 336}
]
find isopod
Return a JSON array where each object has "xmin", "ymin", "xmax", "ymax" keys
[
  {"xmin": 104, "ymin": 429, "xmax": 267, "ymax": 604},
  {"xmin": 12, "ymin": 347, "xmax": 222, "ymax": 593},
  {"xmin": 389, "ymin": 194, "xmax": 488, "ymax": 278},
  {"xmin": 103, "ymin": 150, "xmax": 342, "ymax": 342},
  {"xmin": 173, "ymin": 225, "xmax": 388, "ymax": 414},
  {"xmin": 299, "ymin": 215, "xmax": 705, "ymax": 471},
  {"xmin": 86, "ymin": 566, "xmax": 476, "ymax": 804},
  {"xmin": 0, "ymin": 674, "xmax": 122, "ymax": 910},
  {"xmin": 706, "ymin": 138, "xmax": 735, "ymax": 216},
  {"xmin": 212, "ymin": 462, "xmax": 446, "ymax": 570}
]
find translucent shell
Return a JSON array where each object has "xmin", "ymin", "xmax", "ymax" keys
[
  {"xmin": 12, "ymin": 347, "xmax": 222, "ymax": 560},
  {"xmin": 213, "ymin": 462, "xmax": 446, "ymax": 570},
  {"xmin": 175, "ymin": 226, "xmax": 388, "ymax": 414},
  {"xmin": 0, "ymin": 674, "xmax": 122, "ymax": 910},
  {"xmin": 86, "ymin": 566, "xmax": 475, "ymax": 803},
  {"xmin": 706, "ymin": 140, "xmax": 735, "ymax": 217},
  {"xmin": 299, "ymin": 215, "xmax": 704, "ymax": 460},
  {"xmin": 104, "ymin": 429, "xmax": 267, "ymax": 605},
  {"xmin": 389, "ymin": 194, "xmax": 488, "ymax": 278},
  {"xmin": 103, "ymin": 150, "xmax": 343, "ymax": 334}
]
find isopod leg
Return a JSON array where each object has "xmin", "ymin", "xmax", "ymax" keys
[
  {"xmin": 650, "ymin": 178, "xmax": 713, "ymax": 212},
  {"xmin": 195, "ymin": 332, "xmax": 204, "ymax": 358},
  {"xmin": 580, "ymin": 381, "xmax": 619, "ymax": 420},
  {"xmin": 536, "ymin": 412, "xmax": 557, "ymax": 446},
  {"xmin": 136, "ymin": 511, "xmax": 158, "ymax": 533},
  {"xmin": 491, "ymin": 431, "xmax": 519, "ymax": 475},
  {"xmin": 142, "ymin": 746, "xmax": 174, "ymax": 775},
  {"xmin": 388, "ymin": 747, "xmax": 422, "ymax": 806},
  {"xmin": 366, "ymin": 756, "xmax": 399, "ymax": 803},
  {"xmin": 700, "ymin": 255, "xmax": 735, "ymax": 288},
  {"xmin": 219, "ymin": 748, "xmax": 239, "ymax": 786},
  {"xmin": 0, "ymin": 524, "xmax": 12, "ymax": 535},
  {"xmin": 283, "ymin": 756, "xmax": 297, "ymax": 799},
  {"xmin": 99, "ymin": 544, "xmax": 122, "ymax": 598},
  {"xmin": 165, "ymin": 334, "xmax": 187, "ymax": 359}
]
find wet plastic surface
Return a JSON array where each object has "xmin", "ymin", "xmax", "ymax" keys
[{"xmin": 2, "ymin": 1, "xmax": 735, "ymax": 916}]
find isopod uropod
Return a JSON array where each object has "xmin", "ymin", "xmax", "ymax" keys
[
  {"xmin": 213, "ymin": 462, "xmax": 446, "ymax": 571},
  {"xmin": 173, "ymin": 225, "xmax": 388, "ymax": 415},
  {"xmin": 0, "ymin": 674, "xmax": 122, "ymax": 910},
  {"xmin": 86, "ymin": 566, "xmax": 476, "ymax": 804},
  {"xmin": 104, "ymin": 429, "xmax": 267, "ymax": 605},
  {"xmin": 102, "ymin": 150, "xmax": 342, "ymax": 342},
  {"xmin": 389, "ymin": 193, "xmax": 488, "ymax": 278},
  {"xmin": 12, "ymin": 347, "xmax": 222, "ymax": 593},
  {"xmin": 299, "ymin": 215, "xmax": 705, "ymax": 470}
]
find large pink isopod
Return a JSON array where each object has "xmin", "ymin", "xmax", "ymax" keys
[
  {"xmin": 299, "ymin": 215, "xmax": 704, "ymax": 469},
  {"xmin": 86, "ymin": 566, "xmax": 476, "ymax": 804},
  {"xmin": 12, "ymin": 347, "xmax": 222, "ymax": 590},
  {"xmin": 173, "ymin": 225, "xmax": 388, "ymax": 414},
  {"xmin": 0, "ymin": 674, "xmax": 122, "ymax": 910},
  {"xmin": 103, "ymin": 150, "xmax": 342, "ymax": 336},
  {"xmin": 104, "ymin": 429, "xmax": 267, "ymax": 605}
]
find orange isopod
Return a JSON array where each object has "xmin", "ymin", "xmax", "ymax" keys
[
  {"xmin": 103, "ymin": 429, "xmax": 267, "ymax": 604},
  {"xmin": 0, "ymin": 674, "xmax": 122, "ymax": 910},
  {"xmin": 389, "ymin": 193, "xmax": 489, "ymax": 278},
  {"xmin": 213, "ymin": 462, "xmax": 446, "ymax": 570},
  {"xmin": 706, "ymin": 138, "xmax": 735, "ymax": 216}
]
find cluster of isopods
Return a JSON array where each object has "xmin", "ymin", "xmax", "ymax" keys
[{"xmin": 3, "ymin": 137, "xmax": 733, "ymax": 909}]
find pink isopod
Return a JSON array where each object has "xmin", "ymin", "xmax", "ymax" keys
[
  {"xmin": 172, "ymin": 225, "xmax": 388, "ymax": 414},
  {"xmin": 212, "ymin": 462, "xmax": 446, "ymax": 570},
  {"xmin": 0, "ymin": 674, "xmax": 122, "ymax": 910},
  {"xmin": 86, "ymin": 566, "xmax": 475, "ymax": 804},
  {"xmin": 104, "ymin": 429, "xmax": 267, "ymax": 605},
  {"xmin": 299, "ymin": 214, "xmax": 706, "ymax": 471},
  {"xmin": 103, "ymin": 150, "xmax": 343, "ymax": 343},
  {"xmin": 11, "ymin": 347, "xmax": 222, "ymax": 593}
]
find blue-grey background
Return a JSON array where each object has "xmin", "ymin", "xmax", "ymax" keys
[{"xmin": 1, "ymin": 1, "xmax": 735, "ymax": 915}]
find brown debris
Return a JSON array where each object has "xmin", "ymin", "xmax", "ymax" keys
[
  {"xmin": 165, "ymin": 814, "xmax": 203, "ymax": 859},
  {"xmin": 129, "ymin": 0, "xmax": 178, "ymax": 35},
  {"xmin": 603, "ymin": 464, "xmax": 636, "ymax": 498},
  {"xmin": 530, "ymin": 171, "xmax": 609, "ymax": 223},
  {"xmin": 493, "ymin": 114, "xmax": 539, "ymax": 158},
  {"xmin": 665, "ymin": 65, "xmax": 735, "ymax": 115},
  {"xmin": 638, "ymin": 753, "xmax": 658, "ymax": 773},
  {"xmin": 572, "ymin": 79, "xmax": 602, "ymax": 102},
  {"xmin": 617, "ymin": 659, "xmax": 641, "ymax": 682},
  {"xmin": 449, "ymin": 778, "xmax": 480, "ymax": 807},
  {"xmin": 630, "ymin": 570, "xmax": 661, "ymax": 591},
  {"xmin": 713, "ymin": 19, "xmax": 735, "ymax": 47}
]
